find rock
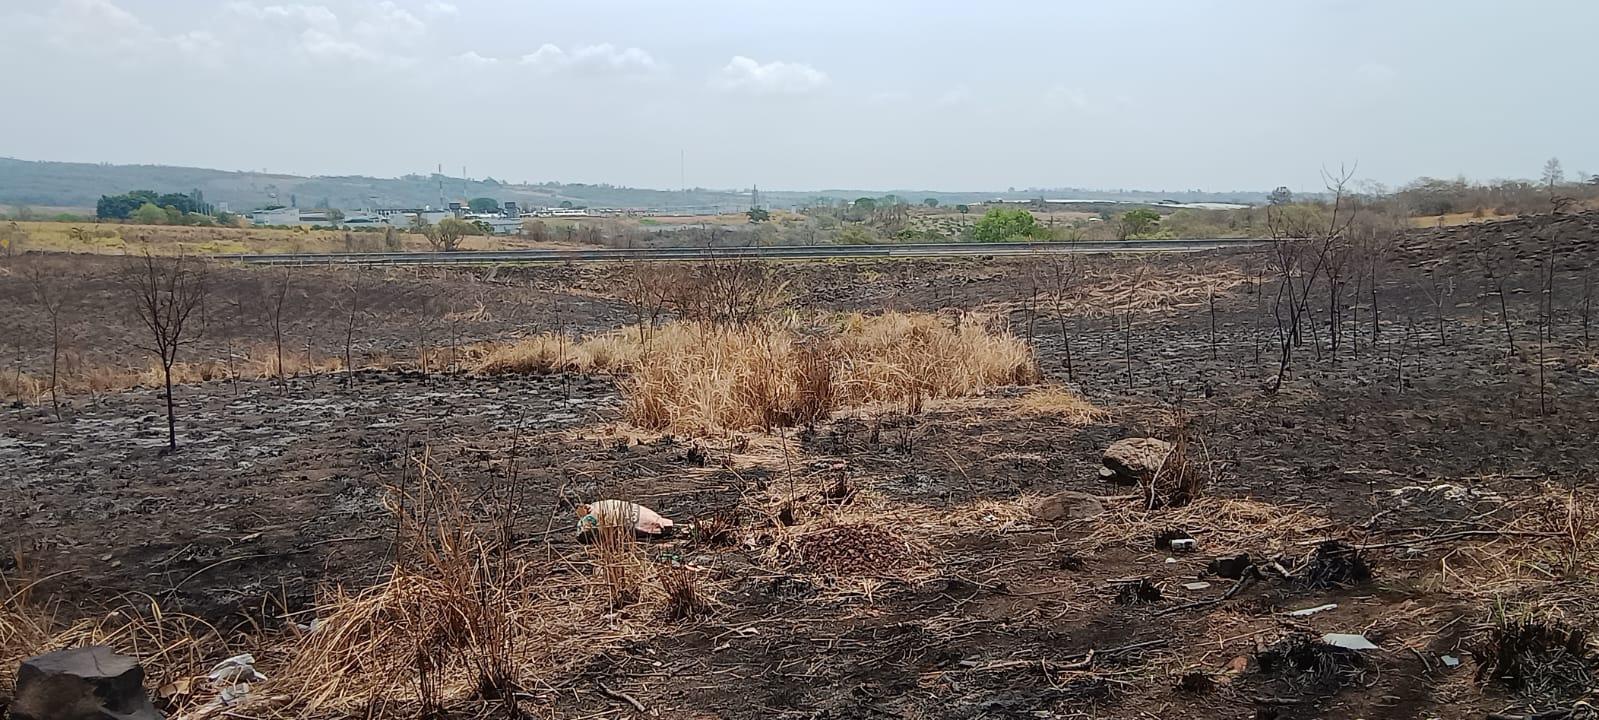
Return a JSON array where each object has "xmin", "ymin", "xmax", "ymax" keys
[
  {"xmin": 1031, "ymin": 491, "xmax": 1106, "ymax": 522},
  {"xmin": 1102, "ymin": 437, "xmax": 1173, "ymax": 485},
  {"xmin": 11, "ymin": 646, "xmax": 162, "ymax": 720}
]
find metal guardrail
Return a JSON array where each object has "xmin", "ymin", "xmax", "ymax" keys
[{"xmin": 227, "ymin": 239, "xmax": 1263, "ymax": 266}]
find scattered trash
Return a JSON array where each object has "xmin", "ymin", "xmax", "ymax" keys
[
  {"xmin": 208, "ymin": 654, "xmax": 268, "ymax": 686},
  {"xmin": 1383, "ymin": 483, "xmax": 1503, "ymax": 505},
  {"xmin": 1286, "ymin": 603, "xmax": 1339, "ymax": 617},
  {"xmin": 1207, "ymin": 554, "xmax": 1254, "ymax": 579},
  {"xmin": 1182, "ymin": 581, "xmax": 1212, "ymax": 591},
  {"xmin": 576, "ymin": 499, "xmax": 675, "ymax": 536},
  {"xmin": 1154, "ymin": 528, "xmax": 1193, "ymax": 550},
  {"xmin": 1321, "ymin": 633, "xmax": 1379, "ymax": 651},
  {"xmin": 1440, "ymin": 654, "xmax": 1460, "ymax": 667},
  {"xmin": 1169, "ymin": 538, "xmax": 1198, "ymax": 553}
]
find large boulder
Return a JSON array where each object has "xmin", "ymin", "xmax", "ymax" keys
[
  {"xmin": 10, "ymin": 646, "xmax": 162, "ymax": 720},
  {"xmin": 1101, "ymin": 437, "xmax": 1173, "ymax": 485}
]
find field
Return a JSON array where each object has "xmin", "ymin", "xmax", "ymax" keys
[
  {"xmin": 3, "ymin": 212, "xmax": 1598, "ymax": 719},
  {"xmin": 0, "ymin": 220, "xmax": 582, "ymax": 256}
]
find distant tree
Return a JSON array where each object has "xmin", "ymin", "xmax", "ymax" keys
[
  {"xmin": 746, "ymin": 207, "xmax": 771, "ymax": 223},
  {"xmin": 1542, "ymin": 157, "xmax": 1565, "ymax": 188},
  {"xmin": 425, "ymin": 217, "xmax": 478, "ymax": 251},
  {"xmin": 1268, "ymin": 186, "xmax": 1294, "ymax": 206},
  {"xmin": 0, "ymin": 222, "xmax": 24, "ymax": 257},
  {"xmin": 837, "ymin": 224, "xmax": 877, "ymax": 245},
  {"xmin": 559, "ymin": 200, "xmax": 575, "ymax": 209},
  {"xmin": 383, "ymin": 225, "xmax": 402, "ymax": 251},
  {"xmin": 521, "ymin": 219, "xmax": 550, "ymax": 243},
  {"xmin": 132, "ymin": 202, "xmax": 169, "ymax": 225},
  {"xmin": 1117, "ymin": 208, "xmax": 1161, "ymax": 240},
  {"xmin": 970, "ymin": 208, "xmax": 1043, "ymax": 242},
  {"xmin": 163, "ymin": 206, "xmax": 183, "ymax": 225},
  {"xmin": 923, "ymin": 198, "xmax": 940, "ymax": 207},
  {"xmin": 956, "ymin": 204, "xmax": 971, "ymax": 220},
  {"xmin": 468, "ymin": 197, "xmax": 501, "ymax": 214},
  {"xmin": 471, "ymin": 220, "xmax": 493, "ymax": 235},
  {"xmin": 215, "ymin": 211, "xmax": 240, "ymax": 227},
  {"xmin": 852, "ymin": 197, "xmax": 877, "ymax": 212},
  {"xmin": 120, "ymin": 251, "xmax": 207, "ymax": 452}
]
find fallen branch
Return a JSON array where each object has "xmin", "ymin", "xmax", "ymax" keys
[
  {"xmin": 1153, "ymin": 570, "xmax": 1259, "ymax": 617},
  {"xmin": 598, "ymin": 683, "xmax": 646, "ymax": 713},
  {"xmin": 955, "ymin": 638, "xmax": 1169, "ymax": 674}
]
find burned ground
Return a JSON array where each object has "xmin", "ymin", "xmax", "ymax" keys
[{"xmin": 3, "ymin": 212, "xmax": 1599, "ymax": 719}]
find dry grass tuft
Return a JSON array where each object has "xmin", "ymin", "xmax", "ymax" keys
[
  {"xmin": 480, "ymin": 312, "xmax": 1037, "ymax": 434},
  {"xmin": 1473, "ymin": 614, "xmax": 1595, "ymax": 701},
  {"xmin": 1017, "ymin": 385, "xmax": 1105, "ymax": 424}
]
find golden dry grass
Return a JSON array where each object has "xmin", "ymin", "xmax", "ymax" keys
[{"xmin": 478, "ymin": 312, "xmax": 1040, "ymax": 434}]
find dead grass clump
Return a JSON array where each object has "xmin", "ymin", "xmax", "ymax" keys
[
  {"xmin": 476, "ymin": 332, "xmax": 639, "ymax": 376},
  {"xmin": 691, "ymin": 509, "xmax": 740, "ymax": 547},
  {"xmin": 656, "ymin": 564, "xmax": 708, "ymax": 621},
  {"xmin": 285, "ymin": 456, "xmax": 540, "ymax": 715},
  {"xmin": 1143, "ymin": 422, "xmax": 1209, "ymax": 510},
  {"xmin": 1, "ymin": 580, "xmax": 227, "ymax": 717},
  {"xmin": 1474, "ymin": 617, "xmax": 1595, "ymax": 701},
  {"xmin": 1017, "ymin": 385, "xmax": 1105, "ymax": 424},
  {"xmin": 1256, "ymin": 633, "xmax": 1365, "ymax": 691},
  {"xmin": 626, "ymin": 312, "xmax": 1037, "ymax": 433},
  {"xmin": 792, "ymin": 524, "xmax": 914, "ymax": 575}
]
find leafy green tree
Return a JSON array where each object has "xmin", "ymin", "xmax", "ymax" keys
[
  {"xmin": 970, "ymin": 208, "xmax": 1043, "ymax": 242},
  {"xmin": 468, "ymin": 197, "xmax": 501, "ymax": 214},
  {"xmin": 746, "ymin": 207, "xmax": 771, "ymax": 223},
  {"xmin": 1268, "ymin": 186, "xmax": 1294, "ymax": 206},
  {"xmin": 132, "ymin": 202, "xmax": 169, "ymax": 225},
  {"xmin": 923, "ymin": 198, "xmax": 940, "ymax": 207},
  {"xmin": 163, "ymin": 206, "xmax": 184, "ymax": 225},
  {"xmin": 956, "ymin": 204, "xmax": 971, "ymax": 220},
  {"xmin": 1117, "ymin": 209, "xmax": 1161, "ymax": 239},
  {"xmin": 559, "ymin": 200, "xmax": 575, "ymax": 209},
  {"xmin": 853, "ymin": 197, "xmax": 877, "ymax": 212}
]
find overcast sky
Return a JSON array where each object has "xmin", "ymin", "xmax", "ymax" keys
[{"xmin": 1, "ymin": 0, "xmax": 1593, "ymax": 192}]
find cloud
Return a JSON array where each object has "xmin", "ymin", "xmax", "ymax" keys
[
  {"xmin": 520, "ymin": 43, "xmax": 657, "ymax": 75},
  {"xmin": 714, "ymin": 56, "xmax": 828, "ymax": 95},
  {"xmin": 423, "ymin": 1, "xmax": 458, "ymax": 17},
  {"xmin": 225, "ymin": 2, "xmax": 339, "ymax": 30},
  {"xmin": 223, "ymin": 1, "xmax": 425, "ymax": 67},
  {"xmin": 352, "ymin": 1, "xmax": 425, "ymax": 44},
  {"xmin": 1044, "ymin": 86, "xmax": 1091, "ymax": 111},
  {"xmin": 453, "ymin": 50, "xmax": 498, "ymax": 66},
  {"xmin": 934, "ymin": 85, "xmax": 971, "ymax": 107}
]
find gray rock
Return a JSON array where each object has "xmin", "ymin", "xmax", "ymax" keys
[
  {"xmin": 1102, "ymin": 437, "xmax": 1173, "ymax": 485},
  {"xmin": 10, "ymin": 646, "xmax": 162, "ymax": 720}
]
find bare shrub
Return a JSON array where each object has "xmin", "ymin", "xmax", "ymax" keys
[{"xmin": 119, "ymin": 251, "xmax": 207, "ymax": 451}]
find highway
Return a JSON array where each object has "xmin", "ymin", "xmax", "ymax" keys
[{"xmin": 229, "ymin": 238, "xmax": 1262, "ymax": 266}]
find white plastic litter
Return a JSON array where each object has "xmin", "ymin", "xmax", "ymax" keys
[
  {"xmin": 1169, "ymin": 538, "xmax": 1197, "ymax": 553},
  {"xmin": 208, "ymin": 654, "xmax": 267, "ymax": 685},
  {"xmin": 1182, "ymin": 582, "xmax": 1212, "ymax": 591},
  {"xmin": 578, "ymin": 499, "xmax": 675, "ymax": 535},
  {"xmin": 1321, "ymin": 633, "xmax": 1379, "ymax": 651},
  {"xmin": 1441, "ymin": 655, "xmax": 1461, "ymax": 667},
  {"xmin": 1287, "ymin": 603, "xmax": 1339, "ymax": 617}
]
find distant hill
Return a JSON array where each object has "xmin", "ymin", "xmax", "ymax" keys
[{"xmin": 0, "ymin": 157, "xmax": 1266, "ymax": 213}]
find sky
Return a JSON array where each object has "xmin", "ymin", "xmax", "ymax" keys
[{"xmin": 1, "ymin": 0, "xmax": 1595, "ymax": 193}]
